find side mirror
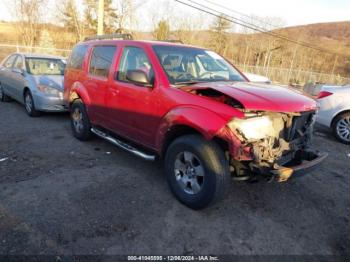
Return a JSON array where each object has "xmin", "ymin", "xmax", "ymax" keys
[
  {"xmin": 126, "ymin": 70, "xmax": 153, "ymax": 87},
  {"xmin": 12, "ymin": 68, "xmax": 24, "ymax": 75}
]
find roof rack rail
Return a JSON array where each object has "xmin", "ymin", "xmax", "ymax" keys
[
  {"xmin": 163, "ymin": 39, "xmax": 184, "ymax": 44},
  {"xmin": 84, "ymin": 33, "xmax": 133, "ymax": 42}
]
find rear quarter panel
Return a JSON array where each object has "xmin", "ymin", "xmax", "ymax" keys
[{"xmin": 64, "ymin": 45, "xmax": 91, "ymax": 107}]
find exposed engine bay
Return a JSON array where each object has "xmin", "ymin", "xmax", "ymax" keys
[{"xmin": 227, "ymin": 110, "xmax": 316, "ymax": 168}]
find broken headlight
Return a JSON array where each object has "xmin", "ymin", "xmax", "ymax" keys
[
  {"xmin": 227, "ymin": 115, "xmax": 277, "ymax": 141},
  {"xmin": 37, "ymin": 85, "xmax": 61, "ymax": 96}
]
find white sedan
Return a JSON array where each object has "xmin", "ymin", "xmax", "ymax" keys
[
  {"xmin": 244, "ymin": 72, "xmax": 272, "ymax": 84},
  {"xmin": 316, "ymin": 85, "xmax": 350, "ymax": 144}
]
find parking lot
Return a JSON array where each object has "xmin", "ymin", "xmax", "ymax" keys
[{"xmin": 0, "ymin": 100, "xmax": 349, "ymax": 256}]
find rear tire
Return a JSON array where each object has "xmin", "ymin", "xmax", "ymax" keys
[
  {"xmin": 165, "ymin": 134, "xmax": 230, "ymax": 209},
  {"xmin": 24, "ymin": 91, "xmax": 40, "ymax": 117},
  {"xmin": 332, "ymin": 112, "xmax": 350, "ymax": 144},
  {"xmin": 0, "ymin": 83, "xmax": 11, "ymax": 102},
  {"xmin": 70, "ymin": 99, "xmax": 92, "ymax": 141}
]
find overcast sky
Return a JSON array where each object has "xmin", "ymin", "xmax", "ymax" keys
[
  {"xmin": 1, "ymin": 0, "xmax": 349, "ymax": 30},
  {"xmin": 197, "ymin": 0, "xmax": 350, "ymax": 26}
]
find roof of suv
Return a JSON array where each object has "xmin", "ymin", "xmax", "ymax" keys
[{"xmin": 81, "ymin": 39, "xmax": 201, "ymax": 49}]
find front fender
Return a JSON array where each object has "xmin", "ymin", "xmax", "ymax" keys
[{"xmin": 155, "ymin": 105, "xmax": 244, "ymax": 151}]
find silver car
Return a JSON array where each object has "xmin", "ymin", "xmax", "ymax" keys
[
  {"xmin": 0, "ymin": 53, "xmax": 67, "ymax": 116},
  {"xmin": 316, "ymin": 84, "xmax": 350, "ymax": 144}
]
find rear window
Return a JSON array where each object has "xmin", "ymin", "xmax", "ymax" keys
[
  {"xmin": 67, "ymin": 45, "xmax": 88, "ymax": 70},
  {"xmin": 89, "ymin": 46, "xmax": 116, "ymax": 78}
]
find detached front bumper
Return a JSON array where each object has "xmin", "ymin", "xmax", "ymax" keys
[{"xmin": 271, "ymin": 150, "xmax": 328, "ymax": 182}]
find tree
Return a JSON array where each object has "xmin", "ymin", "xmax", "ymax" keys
[
  {"xmin": 38, "ymin": 29, "xmax": 54, "ymax": 49},
  {"xmin": 57, "ymin": 0, "xmax": 84, "ymax": 42},
  {"xmin": 115, "ymin": 0, "xmax": 134, "ymax": 33},
  {"xmin": 84, "ymin": 0, "xmax": 118, "ymax": 34},
  {"xmin": 10, "ymin": 0, "xmax": 46, "ymax": 47},
  {"xmin": 172, "ymin": 14, "xmax": 206, "ymax": 45},
  {"xmin": 153, "ymin": 20, "xmax": 170, "ymax": 41},
  {"xmin": 210, "ymin": 14, "xmax": 231, "ymax": 55}
]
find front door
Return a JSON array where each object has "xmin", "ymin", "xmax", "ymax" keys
[
  {"xmin": 11, "ymin": 55, "xmax": 26, "ymax": 101},
  {"xmin": 106, "ymin": 46, "xmax": 160, "ymax": 148},
  {"xmin": 0, "ymin": 54, "xmax": 17, "ymax": 98}
]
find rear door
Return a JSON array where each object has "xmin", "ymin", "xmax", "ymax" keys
[{"xmin": 85, "ymin": 45, "xmax": 117, "ymax": 126}]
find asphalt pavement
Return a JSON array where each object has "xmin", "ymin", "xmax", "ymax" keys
[{"xmin": 0, "ymin": 101, "xmax": 349, "ymax": 256}]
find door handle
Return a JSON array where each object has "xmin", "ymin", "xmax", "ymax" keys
[{"xmin": 110, "ymin": 88, "xmax": 119, "ymax": 96}]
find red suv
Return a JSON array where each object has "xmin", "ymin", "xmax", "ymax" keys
[{"xmin": 64, "ymin": 34, "xmax": 327, "ymax": 209}]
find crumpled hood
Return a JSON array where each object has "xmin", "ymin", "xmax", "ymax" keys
[
  {"xmin": 32, "ymin": 75, "xmax": 64, "ymax": 91},
  {"xmin": 184, "ymin": 81, "xmax": 317, "ymax": 113}
]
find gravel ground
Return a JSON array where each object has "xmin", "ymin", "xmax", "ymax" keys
[{"xmin": 0, "ymin": 101, "xmax": 349, "ymax": 256}]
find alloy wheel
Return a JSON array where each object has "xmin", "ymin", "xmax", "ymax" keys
[
  {"xmin": 72, "ymin": 107, "xmax": 84, "ymax": 134},
  {"xmin": 336, "ymin": 117, "xmax": 350, "ymax": 142},
  {"xmin": 25, "ymin": 93, "xmax": 33, "ymax": 113},
  {"xmin": 174, "ymin": 151, "xmax": 205, "ymax": 195}
]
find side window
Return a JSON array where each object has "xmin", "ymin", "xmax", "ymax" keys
[
  {"xmin": 13, "ymin": 56, "xmax": 23, "ymax": 69},
  {"xmin": 67, "ymin": 45, "xmax": 88, "ymax": 70},
  {"xmin": 117, "ymin": 46, "xmax": 154, "ymax": 83},
  {"xmin": 3, "ymin": 55, "xmax": 17, "ymax": 68},
  {"xmin": 89, "ymin": 46, "xmax": 116, "ymax": 78}
]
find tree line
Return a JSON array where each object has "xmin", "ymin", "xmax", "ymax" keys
[{"xmin": 5, "ymin": 0, "xmax": 350, "ymax": 82}]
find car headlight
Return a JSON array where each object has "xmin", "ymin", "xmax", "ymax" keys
[
  {"xmin": 37, "ymin": 85, "xmax": 61, "ymax": 96},
  {"xmin": 227, "ymin": 115, "xmax": 275, "ymax": 140}
]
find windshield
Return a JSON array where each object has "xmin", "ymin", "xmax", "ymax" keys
[
  {"xmin": 153, "ymin": 45, "xmax": 245, "ymax": 85},
  {"xmin": 25, "ymin": 58, "xmax": 66, "ymax": 75}
]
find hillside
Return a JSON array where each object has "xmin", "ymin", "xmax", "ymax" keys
[
  {"xmin": 265, "ymin": 21, "xmax": 350, "ymax": 78},
  {"xmin": 273, "ymin": 21, "xmax": 350, "ymax": 59},
  {"xmin": 279, "ymin": 21, "xmax": 350, "ymax": 41},
  {"xmin": 164, "ymin": 21, "xmax": 350, "ymax": 78}
]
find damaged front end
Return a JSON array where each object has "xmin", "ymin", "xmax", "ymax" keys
[
  {"xmin": 180, "ymin": 83, "xmax": 327, "ymax": 181},
  {"xmin": 217, "ymin": 110, "xmax": 327, "ymax": 182}
]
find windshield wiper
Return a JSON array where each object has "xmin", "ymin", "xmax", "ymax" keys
[{"xmin": 174, "ymin": 80, "xmax": 205, "ymax": 86}]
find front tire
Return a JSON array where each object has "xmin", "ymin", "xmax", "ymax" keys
[
  {"xmin": 165, "ymin": 134, "xmax": 230, "ymax": 209},
  {"xmin": 70, "ymin": 99, "xmax": 92, "ymax": 141},
  {"xmin": 24, "ymin": 91, "xmax": 40, "ymax": 117},
  {"xmin": 333, "ymin": 112, "xmax": 350, "ymax": 144},
  {"xmin": 0, "ymin": 83, "xmax": 11, "ymax": 102}
]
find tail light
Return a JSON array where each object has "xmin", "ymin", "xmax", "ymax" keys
[{"xmin": 317, "ymin": 91, "xmax": 333, "ymax": 99}]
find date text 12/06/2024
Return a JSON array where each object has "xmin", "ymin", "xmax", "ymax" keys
[{"xmin": 127, "ymin": 255, "xmax": 219, "ymax": 261}]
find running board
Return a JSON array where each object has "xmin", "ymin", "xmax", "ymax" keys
[{"xmin": 91, "ymin": 128, "xmax": 156, "ymax": 161}]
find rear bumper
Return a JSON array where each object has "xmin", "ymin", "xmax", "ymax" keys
[{"xmin": 271, "ymin": 150, "xmax": 328, "ymax": 182}]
